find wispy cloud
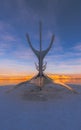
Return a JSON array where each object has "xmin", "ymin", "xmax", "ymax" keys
[
  {"xmin": 0, "ymin": 59, "xmax": 35, "ymax": 75},
  {"xmin": 1, "ymin": 0, "xmax": 58, "ymax": 29},
  {"xmin": 46, "ymin": 57, "xmax": 81, "ymax": 74},
  {"xmin": 1, "ymin": 34, "xmax": 16, "ymax": 42},
  {"xmin": 45, "ymin": 46, "xmax": 81, "ymax": 74},
  {"xmin": 0, "ymin": 34, "xmax": 20, "ymax": 56},
  {"xmin": 73, "ymin": 42, "xmax": 81, "ymax": 51},
  {"xmin": 13, "ymin": 48, "xmax": 34, "ymax": 60},
  {"xmin": 53, "ymin": 36, "xmax": 63, "ymax": 52},
  {"xmin": 0, "ymin": 30, "xmax": 35, "ymax": 61},
  {"xmin": 0, "ymin": 20, "xmax": 23, "ymax": 57}
]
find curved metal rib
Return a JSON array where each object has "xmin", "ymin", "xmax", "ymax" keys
[
  {"xmin": 26, "ymin": 33, "xmax": 39, "ymax": 59},
  {"xmin": 42, "ymin": 35, "xmax": 55, "ymax": 58}
]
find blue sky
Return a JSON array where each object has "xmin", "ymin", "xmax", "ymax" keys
[{"xmin": 0, "ymin": 0, "xmax": 81, "ymax": 75}]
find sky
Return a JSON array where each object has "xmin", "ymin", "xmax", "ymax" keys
[{"xmin": 0, "ymin": 0, "xmax": 81, "ymax": 76}]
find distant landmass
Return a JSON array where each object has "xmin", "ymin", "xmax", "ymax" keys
[{"xmin": 0, "ymin": 74, "xmax": 81, "ymax": 85}]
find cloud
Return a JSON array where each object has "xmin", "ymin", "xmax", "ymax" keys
[
  {"xmin": 53, "ymin": 36, "xmax": 63, "ymax": 51},
  {"xmin": 45, "ymin": 47, "xmax": 81, "ymax": 74},
  {"xmin": 0, "ymin": 33, "xmax": 20, "ymax": 56},
  {"xmin": 1, "ymin": 34, "xmax": 16, "ymax": 42},
  {"xmin": 73, "ymin": 43, "xmax": 81, "ymax": 51},
  {"xmin": 46, "ymin": 52, "xmax": 81, "ymax": 67},
  {"xmin": 46, "ymin": 41, "xmax": 81, "ymax": 62},
  {"xmin": 0, "ymin": 59, "xmax": 35, "ymax": 75},
  {"xmin": 0, "ymin": 40, "xmax": 13, "ymax": 55},
  {"xmin": 0, "ymin": 21, "xmax": 35, "ymax": 60},
  {"xmin": 0, "ymin": 20, "xmax": 16, "ymax": 44},
  {"xmin": 0, "ymin": 0, "xmax": 58, "ymax": 28},
  {"xmin": 0, "ymin": 39, "xmax": 35, "ymax": 60},
  {"xmin": 0, "ymin": 21, "xmax": 14, "ymax": 35},
  {"xmin": 0, "ymin": 20, "xmax": 19, "ymax": 41},
  {"xmin": 13, "ymin": 48, "xmax": 35, "ymax": 60},
  {"xmin": 0, "ymin": 21, "xmax": 23, "ymax": 56},
  {"xmin": 0, "ymin": 1, "xmax": 81, "ymax": 75},
  {"xmin": 46, "ymin": 57, "xmax": 81, "ymax": 74}
]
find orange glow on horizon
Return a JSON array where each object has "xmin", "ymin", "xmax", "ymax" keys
[{"xmin": 0, "ymin": 74, "xmax": 81, "ymax": 86}]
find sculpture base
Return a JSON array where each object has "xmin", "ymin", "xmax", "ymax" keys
[
  {"xmin": 29, "ymin": 74, "xmax": 53, "ymax": 89},
  {"xmin": 7, "ymin": 74, "xmax": 77, "ymax": 93}
]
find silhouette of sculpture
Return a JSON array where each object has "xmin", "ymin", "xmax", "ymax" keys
[
  {"xmin": 26, "ymin": 22, "xmax": 54, "ymax": 89},
  {"xmin": 7, "ymin": 22, "xmax": 77, "ymax": 93},
  {"xmin": 25, "ymin": 22, "xmax": 77, "ymax": 92}
]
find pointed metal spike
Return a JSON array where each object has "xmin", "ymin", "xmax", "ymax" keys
[{"xmin": 54, "ymin": 81, "xmax": 78, "ymax": 93}]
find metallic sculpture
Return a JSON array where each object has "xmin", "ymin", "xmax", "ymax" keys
[
  {"xmin": 26, "ymin": 22, "xmax": 55, "ymax": 89},
  {"xmin": 7, "ymin": 22, "xmax": 77, "ymax": 93},
  {"xmin": 25, "ymin": 22, "xmax": 77, "ymax": 92},
  {"xmin": 26, "ymin": 22, "xmax": 54, "ymax": 87}
]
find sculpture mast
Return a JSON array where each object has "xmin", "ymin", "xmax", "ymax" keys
[{"xmin": 39, "ymin": 21, "xmax": 42, "ymax": 77}]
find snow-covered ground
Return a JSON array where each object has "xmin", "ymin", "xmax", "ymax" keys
[{"xmin": 0, "ymin": 84, "xmax": 81, "ymax": 130}]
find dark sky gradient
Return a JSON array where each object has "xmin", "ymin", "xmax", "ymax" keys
[{"xmin": 0, "ymin": 0, "xmax": 81, "ymax": 75}]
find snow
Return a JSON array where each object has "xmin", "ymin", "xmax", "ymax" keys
[{"xmin": 0, "ymin": 84, "xmax": 81, "ymax": 130}]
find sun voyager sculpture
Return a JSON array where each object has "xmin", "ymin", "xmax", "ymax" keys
[{"xmin": 8, "ymin": 22, "xmax": 77, "ymax": 93}]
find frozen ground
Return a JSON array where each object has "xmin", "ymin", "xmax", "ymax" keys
[{"xmin": 0, "ymin": 84, "xmax": 81, "ymax": 130}]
